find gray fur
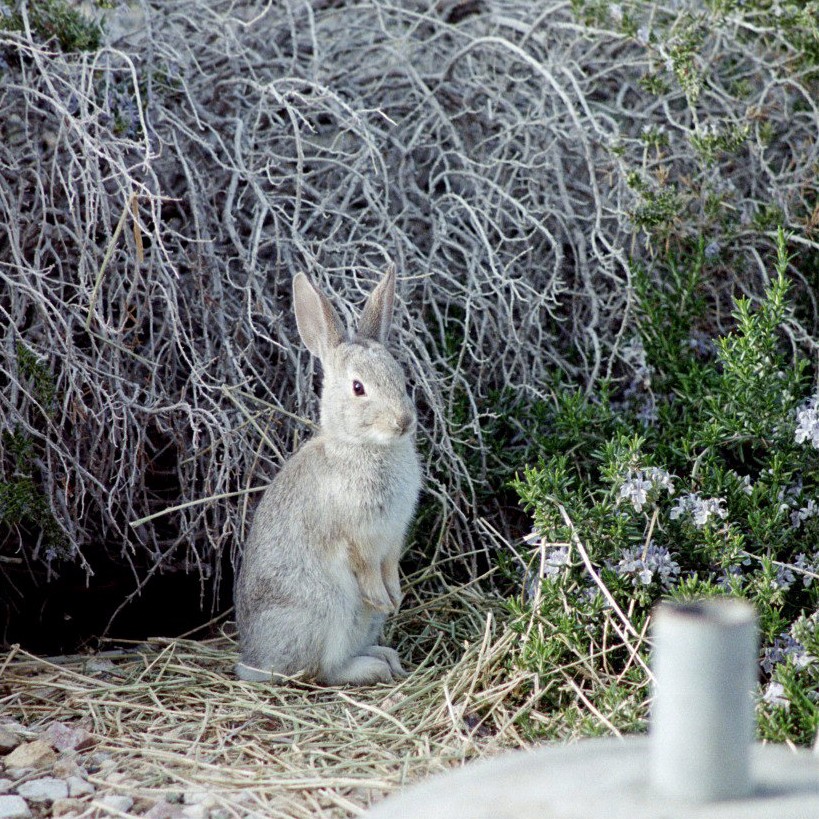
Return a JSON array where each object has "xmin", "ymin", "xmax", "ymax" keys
[{"xmin": 234, "ymin": 269, "xmax": 421, "ymax": 685}]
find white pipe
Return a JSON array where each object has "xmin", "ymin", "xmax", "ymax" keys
[{"xmin": 650, "ymin": 598, "xmax": 758, "ymax": 802}]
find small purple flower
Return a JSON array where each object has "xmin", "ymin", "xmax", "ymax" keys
[
  {"xmin": 635, "ymin": 398, "xmax": 659, "ymax": 425},
  {"xmin": 620, "ymin": 475, "xmax": 653, "ymax": 512},
  {"xmin": 619, "ymin": 467, "xmax": 674, "ymax": 512},
  {"xmin": 716, "ymin": 564, "xmax": 744, "ymax": 591},
  {"xmin": 669, "ymin": 493, "xmax": 728, "ymax": 528},
  {"xmin": 762, "ymin": 633, "xmax": 812, "ymax": 674},
  {"xmin": 762, "ymin": 681, "xmax": 788, "ymax": 708},
  {"xmin": 795, "ymin": 396, "xmax": 819, "ymax": 449},
  {"xmin": 704, "ymin": 240, "xmax": 720, "ymax": 259},
  {"xmin": 791, "ymin": 500, "xmax": 818, "ymax": 530},
  {"xmin": 793, "ymin": 552, "xmax": 818, "ymax": 586},
  {"xmin": 544, "ymin": 546, "xmax": 571, "ymax": 578},
  {"xmin": 769, "ymin": 564, "xmax": 795, "ymax": 592},
  {"xmin": 687, "ymin": 331, "xmax": 716, "ymax": 357},
  {"xmin": 615, "ymin": 542, "xmax": 680, "ymax": 589}
]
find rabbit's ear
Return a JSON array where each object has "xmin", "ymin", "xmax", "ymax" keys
[
  {"xmin": 293, "ymin": 273, "xmax": 346, "ymax": 359},
  {"xmin": 356, "ymin": 264, "xmax": 396, "ymax": 344}
]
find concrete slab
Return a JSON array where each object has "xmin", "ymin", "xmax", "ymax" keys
[{"xmin": 366, "ymin": 738, "xmax": 819, "ymax": 819}]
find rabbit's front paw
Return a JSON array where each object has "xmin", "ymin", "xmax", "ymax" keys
[
  {"xmin": 350, "ymin": 545, "xmax": 394, "ymax": 612},
  {"xmin": 361, "ymin": 584, "xmax": 393, "ymax": 613},
  {"xmin": 355, "ymin": 567, "xmax": 393, "ymax": 613},
  {"xmin": 382, "ymin": 557, "xmax": 403, "ymax": 611}
]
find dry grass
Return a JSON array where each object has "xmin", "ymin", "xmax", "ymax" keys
[
  {"xmin": 0, "ymin": 582, "xmax": 556, "ymax": 818},
  {"xmin": 1, "ymin": 564, "xmax": 657, "ymax": 816}
]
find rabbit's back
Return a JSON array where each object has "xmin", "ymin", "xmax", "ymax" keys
[{"xmin": 235, "ymin": 438, "xmax": 349, "ymax": 625}]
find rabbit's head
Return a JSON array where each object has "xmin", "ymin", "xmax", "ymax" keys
[{"xmin": 293, "ymin": 267, "xmax": 416, "ymax": 447}]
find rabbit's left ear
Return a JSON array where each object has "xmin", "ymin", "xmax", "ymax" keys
[{"xmin": 356, "ymin": 264, "xmax": 396, "ymax": 344}]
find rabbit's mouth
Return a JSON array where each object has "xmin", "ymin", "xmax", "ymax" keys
[
  {"xmin": 365, "ymin": 412, "xmax": 416, "ymax": 443},
  {"xmin": 392, "ymin": 411, "xmax": 416, "ymax": 437}
]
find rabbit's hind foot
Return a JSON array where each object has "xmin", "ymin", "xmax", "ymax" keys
[
  {"xmin": 321, "ymin": 654, "xmax": 395, "ymax": 685},
  {"xmin": 366, "ymin": 645, "xmax": 407, "ymax": 678},
  {"xmin": 235, "ymin": 661, "xmax": 274, "ymax": 682}
]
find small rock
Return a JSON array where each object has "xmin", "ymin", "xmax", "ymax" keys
[
  {"xmin": 51, "ymin": 798, "xmax": 87, "ymax": 817},
  {"xmin": 65, "ymin": 776, "xmax": 95, "ymax": 798},
  {"xmin": 181, "ymin": 805, "xmax": 208, "ymax": 819},
  {"xmin": 16, "ymin": 776, "xmax": 69, "ymax": 803},
  {"xmin": 43, "ymin": 723, "xmax": 94, "ymax": 753},
  {"xmin": 0, "ymin": 795, "xmax": 30, "ymax": 819},
  {"xmin": 52, "ymin": 759, "xmax": 82, "ymax": 779},
  {"xmin": 98, "ymin": 794, "xmax": 134, "ymax": 813},
  {"xmin": 131, "ymin": 796, "xmax": 157, "ymax": 814},
  {"xmin": 182, "ymin": 790, "xmax": 216, "ymax": 807},
  {"xmin": 85, "ymin": 752, "xmax": 114, "ymax": 774},
  {"xmin": 144, "ymin": 800, "xmax": 184, "ymax": 819},
  {"xmin": 66, "ymin": 776, "xmax": 95, "ymax": 797},
  {"xmin": 3, "ymin": 741, "xmax": 56, "ymax": 771},
  {"xmin": 84, "ymin": 658, "xmax": 116, "ymax": 675},
  {"xmin": 0, "ymin": 731, "xmax": 20, "ymax": 755}
]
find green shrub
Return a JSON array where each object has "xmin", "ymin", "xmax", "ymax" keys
[
  {"xmin": 0, "ymin": 426, "xmax": 68, "ymax": 561},
  {"xmin": 0, "ymin": 0, "xmax": 102, "ymax": 53},
  {"xmin": 1, "ymin": 345, "xmax": 66, "ymax": 561},
  {"xmin": 512, "ymin": 229, "xmax": 819, "ymax": 744}
]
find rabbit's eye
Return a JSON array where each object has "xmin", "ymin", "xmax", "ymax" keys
[{"xmin": 352, "ymin": 379, "xmax": 366, "ymax": 397}]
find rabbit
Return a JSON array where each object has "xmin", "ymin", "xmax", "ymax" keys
[{"xmin": 234, "ymin": 265, "xmax": 422, "ymax": 685}]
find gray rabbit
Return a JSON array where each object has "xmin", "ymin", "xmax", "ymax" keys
[{"xmin": 234, "ymin": 267, "xmax": 421, "ymax": 684}]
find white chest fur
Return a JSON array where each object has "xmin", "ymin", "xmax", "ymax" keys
[{"xmin": 325, "ymin": 436, "xmax": 421, "ymax": 556}]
